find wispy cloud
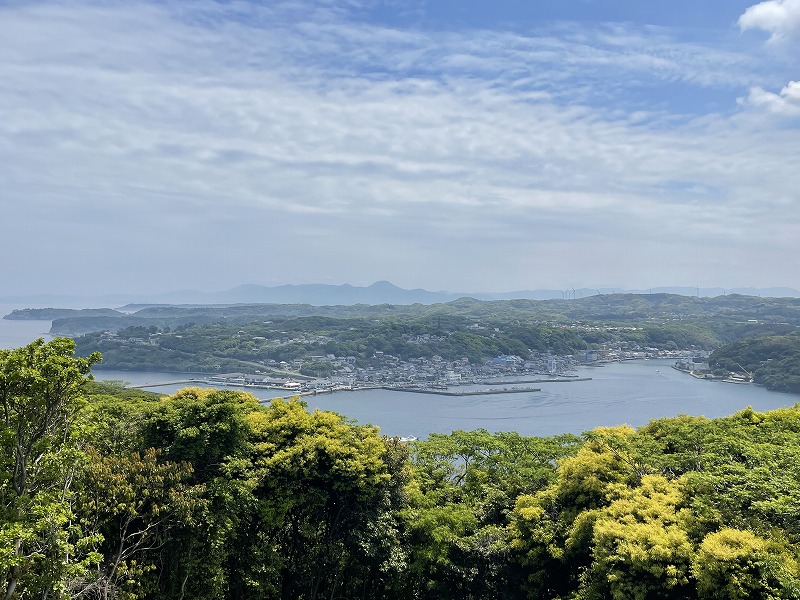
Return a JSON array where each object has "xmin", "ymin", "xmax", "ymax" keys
[{"xmin": 0, "ymin": 0, "xmax": 798, "ymax": 294}]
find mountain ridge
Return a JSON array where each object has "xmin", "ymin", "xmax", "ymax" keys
[{"xmin": 2, "ymin": 282, "xmax": 799, "ymax": 309}]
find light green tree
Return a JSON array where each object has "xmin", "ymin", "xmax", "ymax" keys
[{"xmin": 0, "ymin": 338, "xmax": 100, "ymax": 599}]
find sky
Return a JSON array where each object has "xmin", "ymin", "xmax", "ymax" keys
[{"xmin": 1, "ymin": 0, "xmax": 799, "ymax": 297}]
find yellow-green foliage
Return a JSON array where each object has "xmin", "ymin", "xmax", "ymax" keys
[
  {"xmin": 555, "ymin": 426, "xmax": 640, "ymax": 515},
  {"xmin": 584, "ymin": 475, "xmax": 694, "ymax": 600},
  {"xmin": 509, "ymin": 408, "xmax": 800, "ymax": 600},
  {"xmin": 247, "ymin": 397, "xmax": 390, "ymax": 492},
  {"xmin": 693, "ymin": 528, "xmax": 800, "ymax": 600}
]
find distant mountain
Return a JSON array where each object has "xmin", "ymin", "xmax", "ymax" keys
[
  {"xmin": 3, "ymin": 282, "xmax": 799, "ymax": 310},
  {"xmin": 183, "ymin": 283, "xmax": 800, "ymax": 304},
  {"xmin": 205, "ymin": 281, "xmax": 455, "ymax": 305}
]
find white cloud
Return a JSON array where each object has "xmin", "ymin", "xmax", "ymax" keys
[
  {"xmin": 742, "ymin": 80, "xmax": 800, "ymax": 116},
  {"xmin": 739, "ymin": 0, "xmax": 800, "ymax": 41},
  {"xmin": 738, "ymin": 1, "xmax": 800, "ymax": 118}
]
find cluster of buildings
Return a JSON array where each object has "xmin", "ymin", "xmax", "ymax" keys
[
  {"xmin": 673, "ymin": 357, "xmax": 712, "ymax": 375},
  {"xmin": 672, "ymin": 355, "xmax": 756, "ymax": 385},
  {"xmin": 96, "ymin": 326, "xmax": 706, "ymax": 394},
  {"xmin": 204, "ymin": 343, "xmax": 701, "ymax": 395}
]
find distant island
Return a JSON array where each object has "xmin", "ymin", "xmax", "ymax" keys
[{"xmin": 3, "ymin": 307, "xmax": 124, "ymax": 321}]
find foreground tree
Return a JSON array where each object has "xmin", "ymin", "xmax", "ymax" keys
[
  {"xmin": 0, "ymin": 338, "xmax": 100, "ymax": 599},
  {"xmin": 6, "ymin": 337, "xmax": 800, "ymax": 599},
  {"xmin": 241, "ymin": 398, "xmax": 403, "ymax": 600},
  {"xmin": 68, "ymin": 448, "xmax": 196, "ymax": 599},
  {"xmin": 405, "ymin": 429, "xmax": 579, "ymax": 599}
]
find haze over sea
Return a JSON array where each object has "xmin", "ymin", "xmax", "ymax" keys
[{"xmin": 2, "ymin": 305, "xmax": 795, "ymax": 440}]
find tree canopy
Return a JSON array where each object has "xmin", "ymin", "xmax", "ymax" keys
[{"xmin": 3, "ymin": 338, "xmax": 800, "ymax": 598}]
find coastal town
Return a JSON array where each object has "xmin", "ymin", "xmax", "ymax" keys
[{"xmin": 146, "ymin": 343, "xmax": 704, "ymax": 396}]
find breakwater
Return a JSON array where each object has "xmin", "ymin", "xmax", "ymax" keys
[
  {"xmin": 129, "ymin": 379, "xmax": 199, "ymax": 389},
  {"xmin": 386, "ymin": 386, "xmax": 541, "ymax": 396},
  {"xmin": 478, "ymin": 377, "xmax": 592, "ymax": 385}
]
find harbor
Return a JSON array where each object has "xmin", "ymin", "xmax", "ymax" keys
[{"xmin": 128, "ymin": 375, "xmax": 590, "ymax": 397}]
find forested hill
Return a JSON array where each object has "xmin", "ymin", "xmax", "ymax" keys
[
  {"xmin": 4, "ymin": 338, "xmax": 800, "ymax": 599},
  {"xmin": 710, "ymin": 332, "xmax": 800, "ymax": 393},
  {"xmin": 8, "ymin": 292, "xmax": 800, "ymax": 336},
  {"xmin": 47, "ymin": 294, "xmax": 799, "ymax": 374}
]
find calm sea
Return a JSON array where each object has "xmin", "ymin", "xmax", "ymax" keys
[
  {"xmin": 2, "ymin": 306, "xmax": 797, "ymax": 439},
  {"xmin": 0, "ymin": 304, "xmax": 55, "ymax": 349}
]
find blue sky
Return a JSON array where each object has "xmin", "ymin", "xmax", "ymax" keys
[{"xmin": 1, "ymin": 0, "xmax": 799, "ymax": 297}]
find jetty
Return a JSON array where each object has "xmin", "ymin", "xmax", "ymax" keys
[{"xmin": 478, "ymin": 377, "xmax": 591, "ymax": 385}]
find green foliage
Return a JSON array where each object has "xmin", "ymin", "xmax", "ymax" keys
[
  {"xmin": 239, "ymin": 398, "xmax": 402, "ymax": 599},
  {"xmin": 44, "ymin": 293, "xmax": 800, "ymax": 337},
  {"xmin": 299, "ymin": 361, "xmax": 335, "ymax": 377},
  {"xmin": 77, "ymin": 315, "xmax": 585, "ymax": 372},
  {"xmin": 70, "ymin": 447, "xmax": 197, "ymax": 599},
  {"xmin": 70, "ymin": 292, "xmax": 783, "ymax": 373},
  {"xmin": 132, "ymin": 392, "xmax": 409, "ymax": 600},
  {"xmin": 508, "ymin": 407, "xmax": 800, "ymax": 600},
  {"xmin": 6, "ymin": 337, "xmax": 800, "ymax": 599},
  {"xmin": 710, "ymin": 332, "xmax": 800, "ymax": 393},
  {"xmin": 83, "ymin": 379, "xmax": 162, "ymax": 402},
  {"xmin": 692, "ymin": 528, "xmax": 800, "ymax": 600},
  {"xmin": 404, "ymin": 429, "xmax": 579, "ymax": 598},
  {"xmin": 0, "ymin": 338, "xmax": 100, "ymax": 599},
  {"xmin": 582, "ymin": 475, "xmax": 695, "ymax": 600}
]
